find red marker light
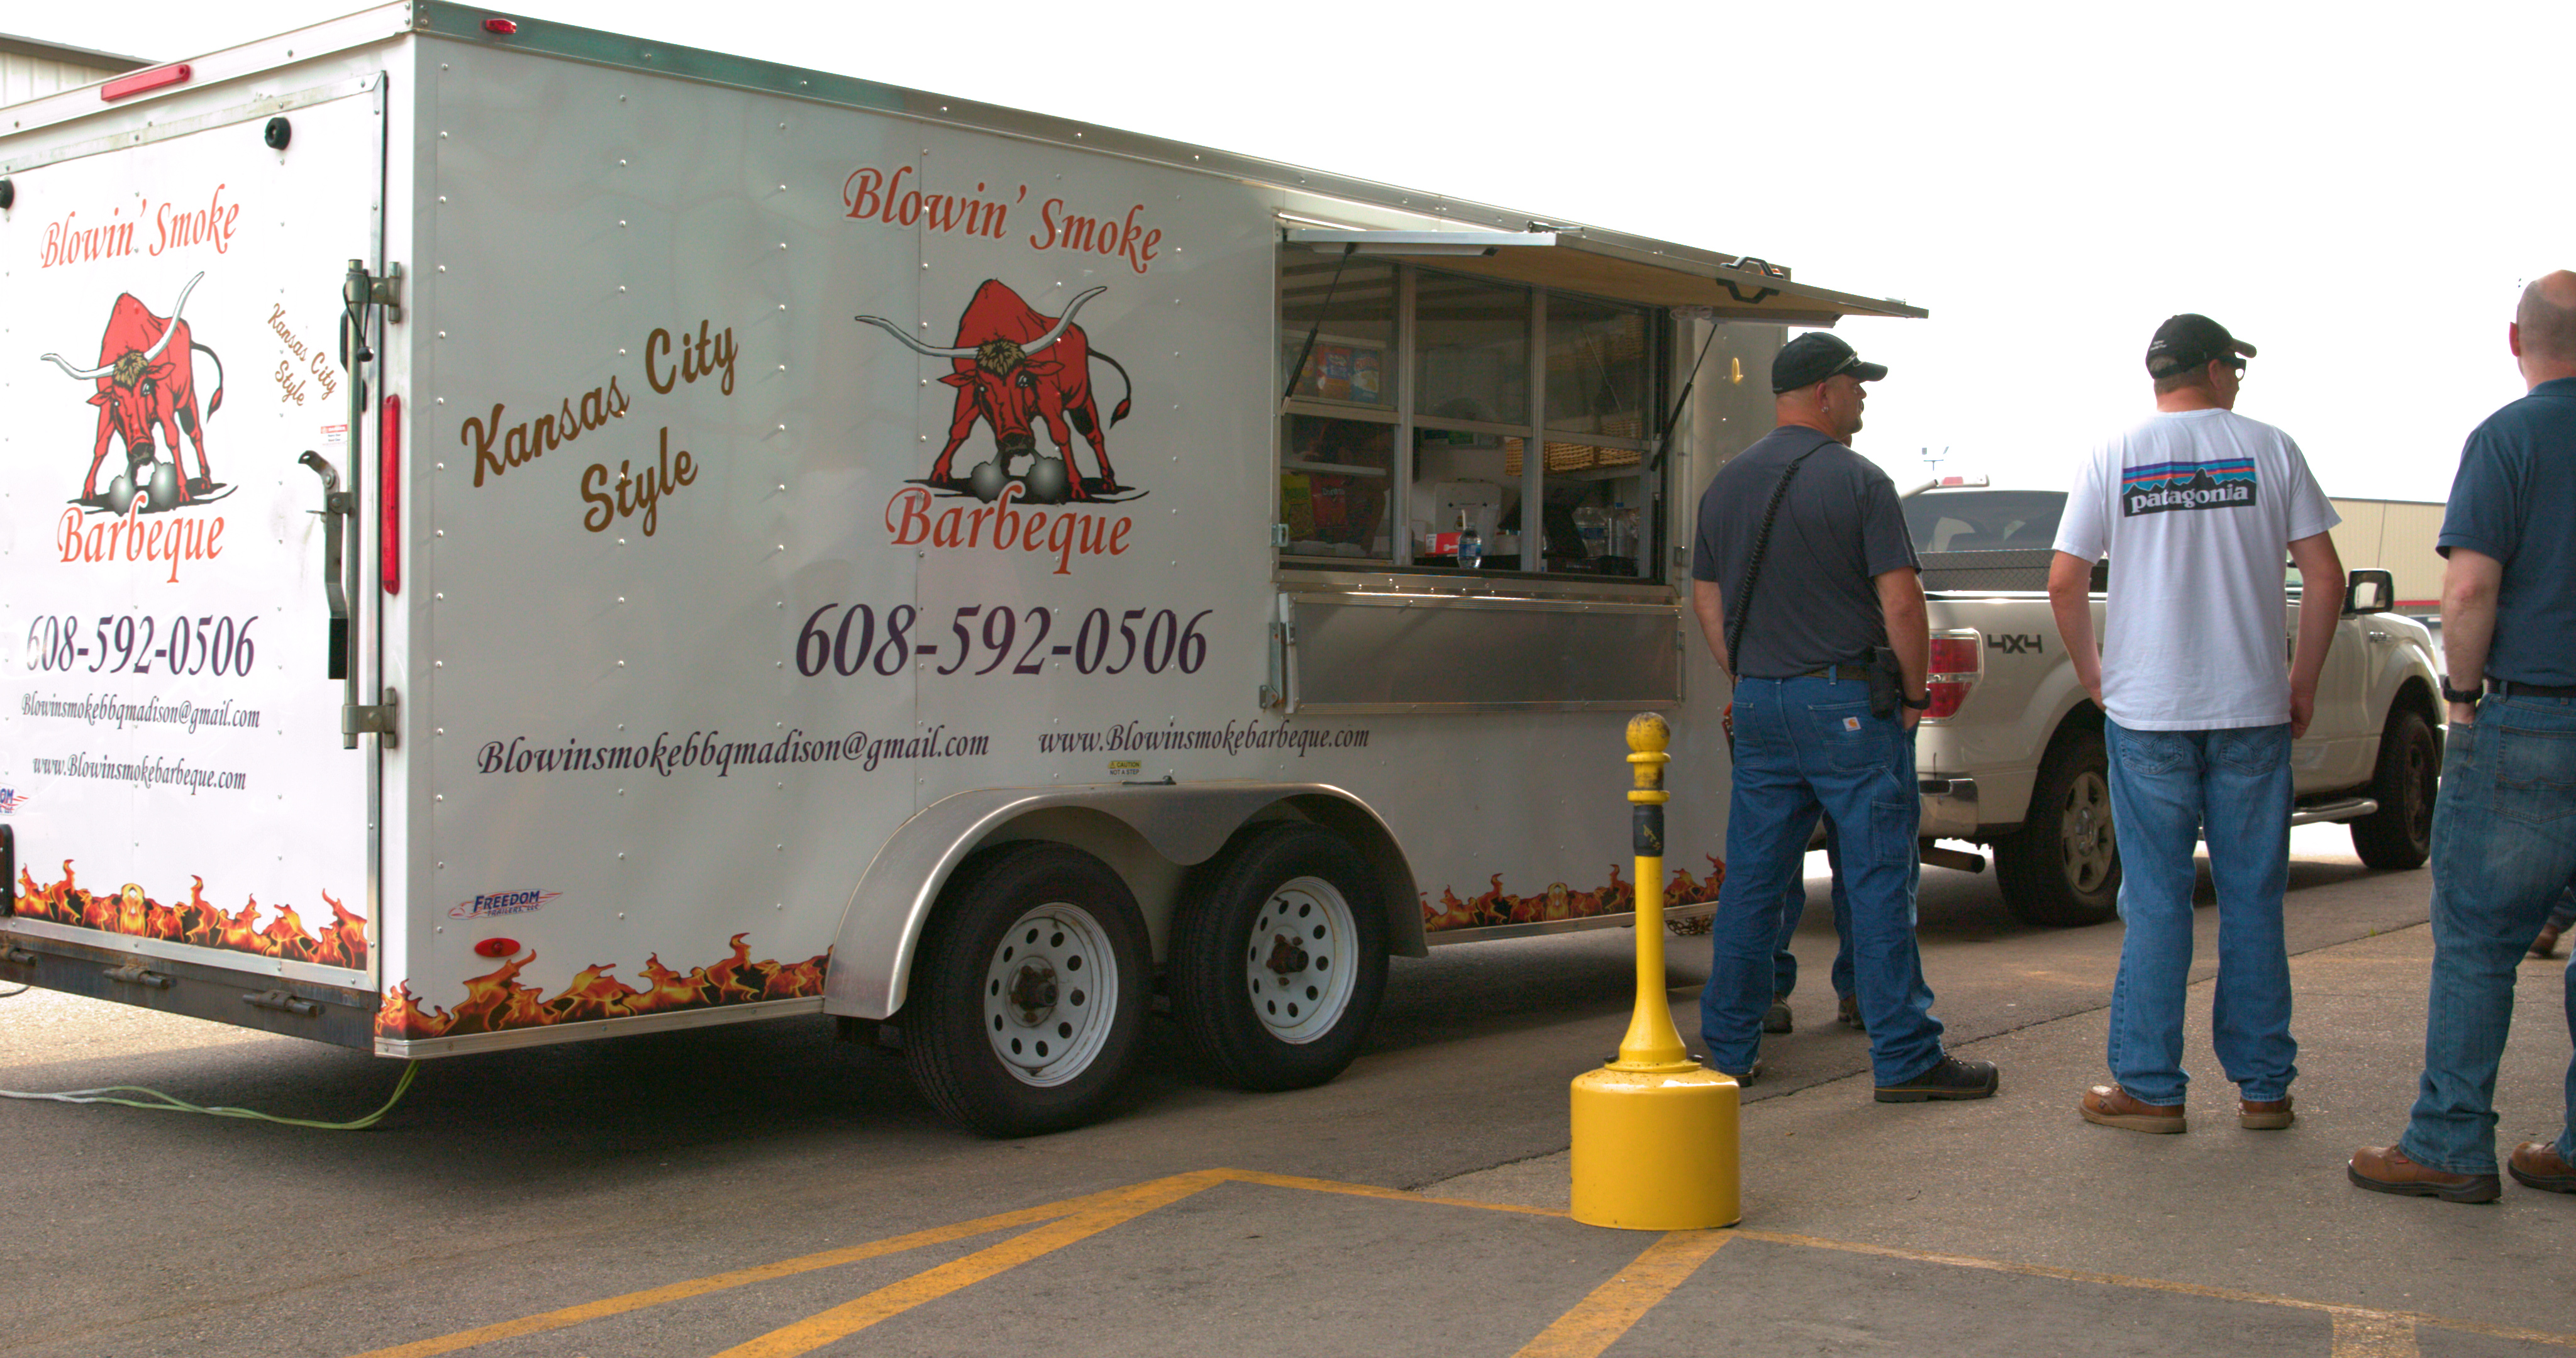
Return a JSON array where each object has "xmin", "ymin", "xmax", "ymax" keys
[
  {"xmin": 482, "ymin": 18, "xmax": 518, "ymax": 33},
  {"xmin": 474, "ymin": 937, "xmax": 520, "ymax": 958},
  {"xmin": 381, "ymin": 394, "xmax": 402, "ymax": 595},
  {"xmin": 101, "ymin": 63, "xmax": 192, "ymax": 101}
]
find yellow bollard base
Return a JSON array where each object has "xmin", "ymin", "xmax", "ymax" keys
[{"xmin": 1568, "ymin": 1063, "xmax": 1742, "ymax": 1230}]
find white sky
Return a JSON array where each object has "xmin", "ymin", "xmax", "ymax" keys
[{"xmin": 18, "ymin": 1, "xmax": 2568, "ymax": 501}]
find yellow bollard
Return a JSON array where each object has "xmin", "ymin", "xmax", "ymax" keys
[{"xmin": 1568, "ymin": 713, "xmax": 1741, "ymax": 1230}]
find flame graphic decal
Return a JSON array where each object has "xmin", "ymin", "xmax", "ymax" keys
[
  {"xmin": 13, "ymin": 861, "xmax": 366, "ymax": 968},
  {"xmin": 1420, "ymin": 857, "xmax": 1724, "ymax": 932},
  {"xmin": 379, "ymin": 934, "xmax": 831, "ymax": 1039}
]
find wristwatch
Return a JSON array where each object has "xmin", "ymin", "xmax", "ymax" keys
[
  {"xmin": 1901, "ymin": 692, "xmax": 1931, "ymax": 710},
  {"xmin": 2441, "ymin": 679, "xmax": 2483, "ymax": 705}
]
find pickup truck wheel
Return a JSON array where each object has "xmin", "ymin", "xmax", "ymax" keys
[
  {"xmin": 902, "ymin": 842, "xmax": 1152, "ymax": 1137},
  {"xmin": 1170, "ymin": 822, "xmax": 1389, "ymax": 1091},
  {"xmin": 1996, "ymin": 727, "xmax": 2121, "ymax": 927},
  {"xmin": 2351, "ymin": 707, "xmax": 2438, "ymax": 870}
]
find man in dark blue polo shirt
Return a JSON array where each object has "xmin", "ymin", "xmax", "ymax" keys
[
  {"xmin": 1688, "ymin": 332, "xmax": 1996, "ymax": 1101},
  {"xmin": 2352, "ymin": 270, "xmax": 2576, "ymax": 1203}
]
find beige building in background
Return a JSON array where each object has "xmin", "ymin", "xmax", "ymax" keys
[
  {"xmin": 2328, "ymin": 499, "xmax": 2445, "ymax": 612},
  {"xmin": 1, "ymin": 33, "xmax": 147, "ymax": 106}
]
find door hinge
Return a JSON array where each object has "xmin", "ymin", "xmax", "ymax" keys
[
  {"xmin": 345, "ymin": 686, "xmax": 399, "ymax": 748},
  {"xmin": 243, "ymin": 989, "xmax": 323, "ymax": 1018},
  {"xmin": 104, "ymin": 961, "xmax": 173, "ymax": 990},
  {"xmin": 357, "ymin": 260, "xmax": 403, "ymax": 323}
]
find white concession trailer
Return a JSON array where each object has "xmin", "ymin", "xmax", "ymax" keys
[{"xmin": 0, "ymin": 3, "xmax": 1924, "ymax": 1134}]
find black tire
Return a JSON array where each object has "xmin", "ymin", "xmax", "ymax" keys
[
  {"xmin": 2351, "ymin": 706, "xmax": 2438, "ymax": 870},
  {"xmin": 1995, "ymin": 726, "xmax": 2121, "ymax": 927},
  {"xmin": 1169, "ymin": 822, "xmax": 1389, "ymax": 1092},
  {"xmin": 901, "ymin": 842, "xmax": 1152, "ymax": 1137}
]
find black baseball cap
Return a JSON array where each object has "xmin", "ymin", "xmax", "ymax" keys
[
  {"xmin": 1771, "ymin": 332, "xmax": 1888, "ymax": 394},
  {"xmin": 2146, "ymin": 314, "xmax": 2257, "ymax": 378}
]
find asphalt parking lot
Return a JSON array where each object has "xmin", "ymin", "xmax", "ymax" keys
[{"xmin": 3, "ymin": 824, "xmax": 2570, "ymax": 1357}]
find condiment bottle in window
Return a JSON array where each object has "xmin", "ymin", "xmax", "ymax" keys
[{"xmin": 1575, "ymin": 505, "xmax": 1608, "ymax": 558}]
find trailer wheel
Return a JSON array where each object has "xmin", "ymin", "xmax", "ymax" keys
[
  {"xmin": 1170, "ymin": 822, "xmax": 1388, "ymax": 1091},
  {"xmin": 1994, "ymin": 726, "xmax": 2121, "ymax": 927},
  {"xmin": 2351, "ymin": 706, "xmax": 2438, "ymax": 870},
  {"xmin": 902, "ymin": 842, "xmax": 1151, "ymax": 1137}
]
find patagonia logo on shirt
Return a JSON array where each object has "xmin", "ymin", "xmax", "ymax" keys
[{"xmin": 2121, "ymin": 458, "xmax": 2259, "ymax": 516}]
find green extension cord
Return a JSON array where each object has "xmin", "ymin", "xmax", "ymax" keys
[{"xmin": 0, "ymin": 1060, "xmax": 421, "ymax": 1130}]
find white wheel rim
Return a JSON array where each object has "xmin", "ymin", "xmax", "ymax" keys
[
  {"xmin": 981, "ymin": 902, "xmax": 1119, "ymax": 1087},
  {"xmin": 1243, "ymin": 876, "xmax": 1358, "ymax": 1044}
]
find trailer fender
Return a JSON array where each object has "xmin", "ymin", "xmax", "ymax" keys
[{"xmin": 823, "ymin": 783, "xmax": 1422, "ymax": 1021}]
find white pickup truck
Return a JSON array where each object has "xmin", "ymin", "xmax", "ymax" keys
[{"xmin": 1903, "ymin": 484, "xmax": 2445, "ymax": 925}]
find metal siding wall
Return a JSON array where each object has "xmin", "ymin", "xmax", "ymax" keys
[
  {"xmin": 2377, "ymin": 500, "xmax": 2448, "ymax": 604},
  {"xmin": 0, "ymin": 55, "xmax": 121, "ymax": 107},
  {"xmin": 2330, "ymin": 497, "xmax": 2446, "ymax": 607},
  {"xmin": 2328, "ymin": 498, "xmax": 2386, "ymax": 571}
]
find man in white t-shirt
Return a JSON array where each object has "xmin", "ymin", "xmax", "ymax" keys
[{"xmin": 2048, "ymin": 314, "xmax": 2343, "ymax": 1136}]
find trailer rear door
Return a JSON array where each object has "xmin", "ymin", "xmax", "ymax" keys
[{"xmin": 1, "ymin": 75, "xmax": 390, "ymax": 1046}]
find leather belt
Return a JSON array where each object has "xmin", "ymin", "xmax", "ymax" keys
[
  {"xmin": 2489, "ymin": 678, "xmax": 2576, "ymax": 699},
  {"xmin": 1794, "ymin": 664, "xmax": 1875, "ymax": 682}
]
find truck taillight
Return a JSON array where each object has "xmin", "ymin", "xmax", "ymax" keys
[{"xmin": 1926, "ymin": 631, "xmax": 1982, "ymax": 720}]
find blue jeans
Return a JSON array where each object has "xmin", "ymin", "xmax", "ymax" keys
[
  {"xmin": 1703, "ymin": 674, "xmax": 1944, "ymax": 1083},
  {"xmin": 2102, "ymin": 722, "xmax": 2297, "ymax": 1107},
  {"xmin": 2402, "ymin": 695, "xmax": 2576, "ymax": 1174},
  {"xmin": 1774, "ymin": 817, "xmax": 1853, "ymax": 1002}
]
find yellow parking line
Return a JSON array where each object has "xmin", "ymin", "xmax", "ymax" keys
[
  {"xmin": 708, "ymin": 1171, "xmax": 1226, "ymax": 1358},
  {"xmin": 1733, "ymin": 1229, "xmax": 2572, "ymax": 1350},
  {"xmin": 1221, "ymin": 1168, "xmax": 1572, "ymax": 1218},
  {"xmin": 341, "ymin": 1173, "xmax": 1218, "ymax": 1358},
  {"xmin": 2331, "ymin": 1311, "xmax": 2421, "ymax": 1357},
  {"xmin": 1512, "ymin": 1230, "xmax": 1732, "ymax": 1358},
  {"xmin": 346, "ymin": 1167, "xmax": 2575, "ymax": 1358}
]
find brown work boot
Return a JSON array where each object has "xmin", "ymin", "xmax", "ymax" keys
[
  {"xmin": 2508, "ymin": 1142, "xmax": 2576, "ymax": 1194},
  {"xmin": 1763, "ymin": 994, "xmax": 1794, "ymax": 1034},
  {"xmin": 2079, "ymin": 1084, "xmax": 2185, "ymax": 1134},
  {"xmin": 1836, "ymin": 993, "xmax": 1866, "ymax": 1032},
  {"xmin": 2239, "ymin": 1095, "xmax": 2295, "ymax": 1130},
  {"xmin": 2533, "ymin": 924, "xmax": 2563, "ymax": 959},
  {"xmin": 2348, "ymin": 1144, "xmax": 2501, "ymax": 1203}
]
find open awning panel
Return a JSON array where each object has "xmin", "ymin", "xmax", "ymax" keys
[{"xmin": 1281, "ymin": 228, "xmax": 1926, "ymax": 326}]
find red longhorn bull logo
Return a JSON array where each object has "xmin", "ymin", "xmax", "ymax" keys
[
  {"xmin": 40, "ymin": 273, "xmax": 231, "ymax": 514},
  {"xmin": 855, "ymin": 279, "xmax": 1139, "ymax": 504}
]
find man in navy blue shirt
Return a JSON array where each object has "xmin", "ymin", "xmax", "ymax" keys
[
  {"xmin": 2352, "ymin": 270, "xmax": 2576, "ymax": 1203},
  {"xmin": 1690, "ymin": 333, "xmax": 1995, "ymax": 1101}
]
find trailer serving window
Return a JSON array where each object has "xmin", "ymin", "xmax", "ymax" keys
[
  {"xmin": 1279, "ymin": 243, "xmax": 1667, "ymax": 578},
  {"xmin": 1269, "ymin": 228, "xmax": 1928, "ymax": 715}
]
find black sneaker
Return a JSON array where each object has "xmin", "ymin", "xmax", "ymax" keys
[
  {"xmin": 1875, "ymin": 1054, "xmax": 1999, "ymax": 1103},
  {"xmin": 1763, "ymin": 995, "xmax": 1794, "ymax": 1034}
]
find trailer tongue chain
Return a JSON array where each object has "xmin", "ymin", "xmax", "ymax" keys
[{"xmin": 0, "ymin": 1059, "xmax": 419, "ymax": 1130}]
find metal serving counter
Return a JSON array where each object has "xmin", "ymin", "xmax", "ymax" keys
[{"xmin": 1269, "ymin": 572, "xmax": 1681, "ymax": 715}]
